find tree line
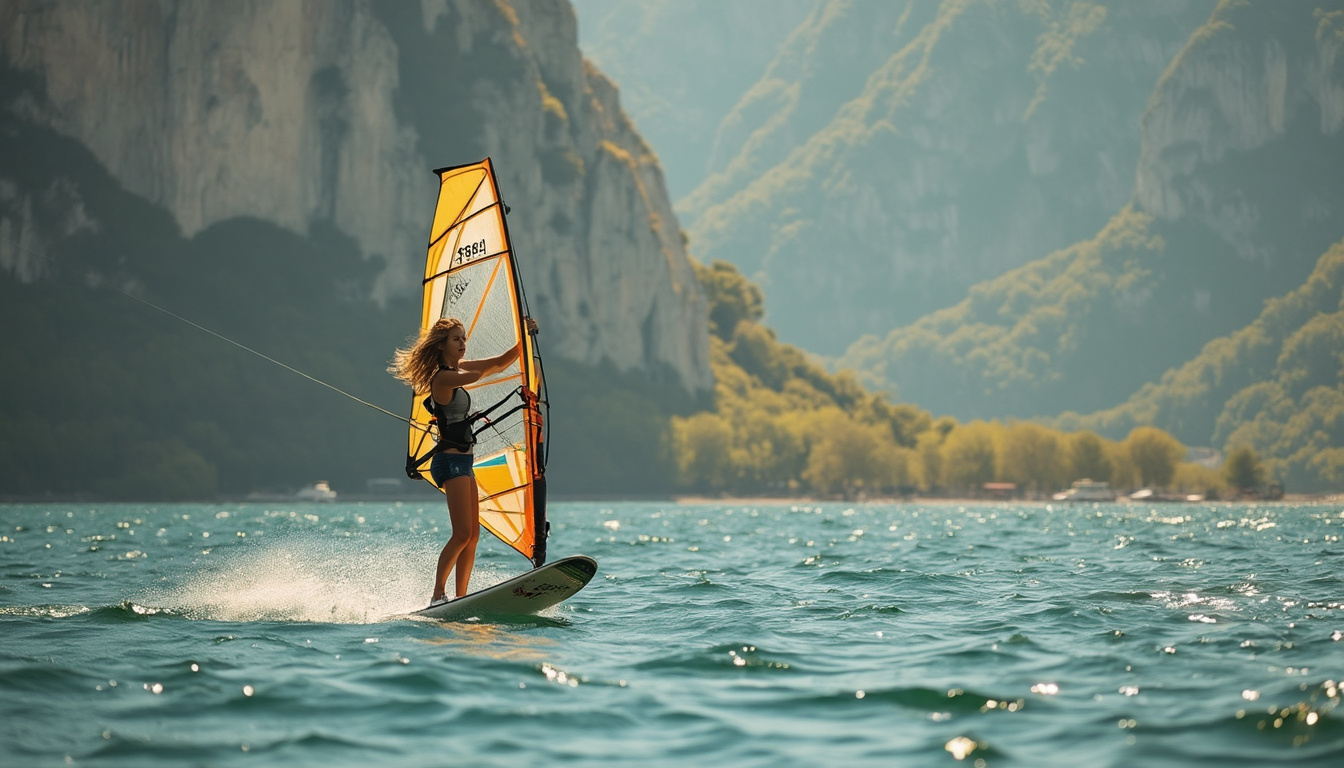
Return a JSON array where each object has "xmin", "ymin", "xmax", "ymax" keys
[{"xmin": 671, "ymin": 260, "xmax": 1270, "ymax": 499}]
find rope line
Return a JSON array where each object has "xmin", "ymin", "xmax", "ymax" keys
[
  {"xmin": 11, "ymin": 240, "xmax": 410, "ymax": 425},
  {"xmin": 116, "ymin": 288, "xmax": 411, "ymax": 425}
]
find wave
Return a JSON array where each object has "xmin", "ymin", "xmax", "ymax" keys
[
  {"xmin": 1118, "ymin": 687, "xmax": 1344, "ymax": 763},
  {"xmin": 0, "ymin": 662, "xmax": 107, "ymax": 694},
  {"xmin": 0, "ymin": 603, "xmax": 91, "ymax": 618},
  {"xmin": 133, "ymin": 536, "xmax": 447, "ymax": 624},
  {"xmin": 633, "ymin": 642, "xmax": 802, "ymax": 674},
  {"xmin": 84, "ymin": 728, "xmax": 390, "ymax": 763}
]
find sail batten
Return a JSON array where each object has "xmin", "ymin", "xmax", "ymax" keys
[{"xmin": 407, "ymin": 158, "xmax": 548, "ymax": 567}]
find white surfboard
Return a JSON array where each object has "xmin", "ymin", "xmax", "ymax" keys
[{"xmin": 413, "ymin": 555, "xmax": 598, "ymax": 621}]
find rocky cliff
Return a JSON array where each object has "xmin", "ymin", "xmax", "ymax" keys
[
  {"xmin": 570, "ymin": 0, "xmax": 813, "ymax": 199},
  {"xmin": 0, "ymin": 0, "xmax": 711, "ymax": 392},
  {"xmin": 1135, "ymin": 1, "xmax": 1344, "ymax": 264}
]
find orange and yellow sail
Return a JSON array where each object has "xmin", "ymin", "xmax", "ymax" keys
[{"xmin": 406, "ymin": 158, "xmax": 548, "ymax": 566}]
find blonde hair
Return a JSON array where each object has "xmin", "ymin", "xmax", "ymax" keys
[{"xmin": 389, "ymin": 317, "xmax": 465, "ymax": 393}]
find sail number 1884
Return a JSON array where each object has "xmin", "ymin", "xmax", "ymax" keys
[{"xmin": 457, "ymin": 239, "xmax": 487, "ymax": 262}]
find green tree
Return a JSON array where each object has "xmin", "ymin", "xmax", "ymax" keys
[
  {"xmin": 801, "ymin": 409, "xmax": 892, "ymax": 496},
  {"xmin": 866, "ymin": 399, "xmax": 932, "ymax": 448},
  {"xmin": 729, "ymin": 404, "xmax": 805, "ymax": 492},
  {"xmin": 1223, "ymin": 445, "xmax": 1265, "ymax": 490},
  {"xmin": 915, "ymin": 429, "xmax": 945, "ymax": 491},
  {"xmin": 673, "ymin": 412, "xmax": 734, "ymax": 490},
  {"xmin": 885, "ymin": 444, "xmax": 921, "ymax": 491},
  {"xmin": 1108, "ymin": 442, "xmax": 1139, "ymax": 490},
  {"xmin": 1173, "ymin": 463, "xmax": 1226, "ymax": 495},
  {"xmin": 696, "ymin": 259, "xmax": 764, "ymax": 340},
  {"xmin": 941, "ymin": 421, "xmax": 998, "ymax": 492},
  {"xmin": 1067, "ymin": 430, "xmax": 1113, "ymax": 485},
  {"xmin": 730, "ymin": 321, "xmax": 790, "ymax": 388},
  {"xmin": 999, "ymin": 421, "xmax": 1065, "ymax": 494},
  {"xmin": 1308, "ymin": 447, "xmax": 1344, "ymax": 490},
  {"xmin": 1124, "ymin": 426, "xmax": 1184, "ymax": 489}
]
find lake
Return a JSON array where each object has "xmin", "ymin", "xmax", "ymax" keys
[{"xmin": 2, "ymin": 500, "xmax": 1342, "ymax": 766}]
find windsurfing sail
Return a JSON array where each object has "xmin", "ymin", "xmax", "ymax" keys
[{"xmin": 406, "ymin": 158, "xmax": 549, "ymax": 567}]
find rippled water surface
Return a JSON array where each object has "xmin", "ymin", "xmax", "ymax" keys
[{"xmin": 3, "ymin": 500, "xmax": 1343, "ymax": 766}]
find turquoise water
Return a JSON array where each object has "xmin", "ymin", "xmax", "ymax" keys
[{"xmin": 2, "ymin": 500, "xmax": 1343, "ymax": 767}]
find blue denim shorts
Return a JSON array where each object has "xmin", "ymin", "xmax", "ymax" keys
[{"xmin": 430, "ymin": 452, "xmax": 475, "ymax": 486}]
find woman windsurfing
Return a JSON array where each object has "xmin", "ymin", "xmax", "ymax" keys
[{"xmin": 390, "ymin": 315, "xmax": 538, "ymax": 602}]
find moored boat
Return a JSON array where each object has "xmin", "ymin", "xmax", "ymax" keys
[
  {"xmin": 1052, "ymin": 479, "xmax": 1116, "ymax": 502},
  {"xmin": 295, "ymin": 481, "xmax": 338, "ymax": 502}
]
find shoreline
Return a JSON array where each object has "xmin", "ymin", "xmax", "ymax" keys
[
  {"xmin": 0, "ymin": 492, "xmax": 1338, "ymax": 506},
  {"xmin": 669, "ymin": 492, "xmax": 1340, "ymax": 505}
]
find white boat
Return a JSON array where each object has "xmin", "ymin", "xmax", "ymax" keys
[
  {"xmin": 1052, "ymin": 479, "xmax": 1116, "ymax": 502},
  {"xmin": 295, "ymin": 481, "xmax": 338, "ymax": 502}
]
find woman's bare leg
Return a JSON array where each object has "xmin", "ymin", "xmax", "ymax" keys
[
  {"xmin": 431, "ymin": 474, "xmax": 479, "ymax": 601},
  {"xmin": 453, "ymin": 481, "xmax": 481, "ymax": 597}
]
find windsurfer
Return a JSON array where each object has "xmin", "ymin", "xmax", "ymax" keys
[{"xmin": 391, "ymin": 315, "xmax": 539, "ymax": 601}]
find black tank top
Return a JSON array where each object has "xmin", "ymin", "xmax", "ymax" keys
[
  {"xmin": 433, "ymin": 385, "xmax": 471, "ymax": 423},
  {"xmin": 429, "ymin": 370, "xmax": 474, "ymax": 451}
]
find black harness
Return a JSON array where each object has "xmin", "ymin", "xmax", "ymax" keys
[
  {"xmin": 404, "ymin": 382, "xmax": 533, "ymax": 480},
  {"xmin": 428, "ymin": 387, "xmax": 476, "ymax": 452}
]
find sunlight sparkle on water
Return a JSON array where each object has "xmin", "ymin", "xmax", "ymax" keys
[
  {"xmin": 6, "ymin": 500, "xmax": 1344, "ymax": 767},
  {"xmin": 944, "ymin": 736, "xmax": 979, "ymax": 760},
  {"xmin": 541, "ymin": 663, "xmax": 579, "ymax": 687}
]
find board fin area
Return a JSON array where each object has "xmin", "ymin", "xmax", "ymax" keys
[{"xmin": 412, "ymin": 555, "xmax": 597, "ymax": 622}]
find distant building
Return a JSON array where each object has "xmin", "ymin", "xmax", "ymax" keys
[{"xmin": 1186, "ymin": 447, "xmax": 1222, "ymax": 470}]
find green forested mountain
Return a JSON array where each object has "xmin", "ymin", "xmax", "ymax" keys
[
  {"xmin": 673, "ymin": 259, "xmax": 1223, "ymax": 498},
  {"xmin": 1057, "ymin": 240, "xmax": 1344, "ymax": 491},
  {"xmin": 575, "ymin": 0, "xmax": 1344, "ymax": 491},
  {"xmin": 841, "ymin": 205, "xmax": 1176, "ymax": 417},
  {"xmin": 678, "ymin": 0, "xmax": 1218, "ymax": 353},
  {"xmin": 838, "ymin": 1, "xmax": 1344, "ymax": 437}
]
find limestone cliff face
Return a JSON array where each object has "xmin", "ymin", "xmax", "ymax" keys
[
  {"xmin": 1, "ymin": 1, "xmax": 420, "ymax": 280},
  {"xmin": 1135, "ymin": 2, "xmax": 1344, "ymax": 264},
  {"xmin": 0, "ymin": 0, "xmax": 711, "ymax": 392}
]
